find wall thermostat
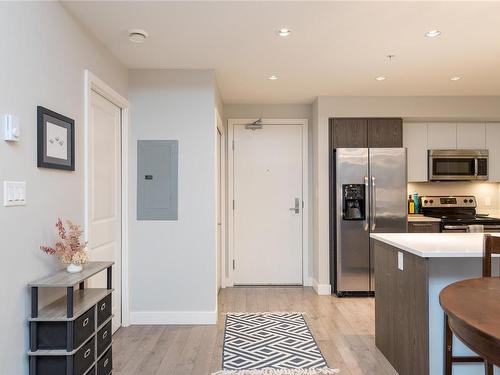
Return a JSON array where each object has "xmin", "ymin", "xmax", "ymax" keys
[{"xmin": 3, "ymin": 114, "xmax": 20, "ymax": 141}]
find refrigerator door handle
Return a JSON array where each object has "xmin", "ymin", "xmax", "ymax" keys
[
  {"xmin": 371, "ymin": 176, "xmax": 376, "ymax": 230},
  {"xmin": 364, "ymin": 176, "xmax": 369, "ymax": 231}
]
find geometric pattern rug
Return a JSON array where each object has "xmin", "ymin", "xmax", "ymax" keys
[{"xmin": 212, "ymin": 313, "xmax": 340, "ymax": 375}]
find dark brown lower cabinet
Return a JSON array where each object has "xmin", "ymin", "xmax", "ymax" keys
[
  {"xmin": 408, "ymin": 221, "xmax": 440, "ymax": 233},
  {"xmin": 374, "ymin": 240, "xmax": 429, "ymax": 375}
]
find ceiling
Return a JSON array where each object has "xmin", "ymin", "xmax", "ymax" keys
[{"xmin": 62, "ymin": 1, "xmax": 500, "ymax": 104}]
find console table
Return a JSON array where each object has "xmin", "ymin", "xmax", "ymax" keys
[{"xmin": 28, "ymin": 262, "xmax": 114, "ymax": 375}]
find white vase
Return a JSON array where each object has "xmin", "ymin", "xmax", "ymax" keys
[{"xmin": 67, "ymin": 263, "xmax": 83, "ymax": 273}]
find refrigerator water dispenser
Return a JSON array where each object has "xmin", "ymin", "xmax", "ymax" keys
[{"xmin": 342, "ymin": 184, "xmax": 365, "ymax": 220}]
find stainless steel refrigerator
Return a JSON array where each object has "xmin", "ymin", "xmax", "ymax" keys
[{"xmin": 331, "ymin": 148, "xmax": 407, "ymax": 296}]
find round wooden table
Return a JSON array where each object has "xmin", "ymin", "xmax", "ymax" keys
[{"xmin": 439, "ymin": 277, "xmax": 500, "ymax": 367}]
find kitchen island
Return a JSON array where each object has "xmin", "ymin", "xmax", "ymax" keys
[{"xmin": 370, "ymin": 233, "xmax": 500, "ymax": 375}]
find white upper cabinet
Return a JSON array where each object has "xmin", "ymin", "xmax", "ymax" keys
[
  {"xmin": 403, "ymin": 123, "xmax": 428, "ymax": 182},
  {"xmin": 486, "ymin": 123, "xmax": 500, "ymax": 182},
  {"xmin": 457, "ymin": 123, "xmax": 486, "ymax": 149},
  {"xmin": 427, "ymin": 123, "xmax": 457, "ymax": 149}
]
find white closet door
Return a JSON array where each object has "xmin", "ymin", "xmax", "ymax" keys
[{"xmin": 88, "ymin": 90, "xmax": 122, "ymax": 332}]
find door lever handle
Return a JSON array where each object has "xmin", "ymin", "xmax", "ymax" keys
[{"xmin": 289, "ymin": 198, "xmax": 300, "ymax": 214}]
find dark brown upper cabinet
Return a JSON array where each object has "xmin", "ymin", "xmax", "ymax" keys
[
  {"xmin": 330, "ymin": 118, "xmax": 368, "ymax": 148},
  {"xmin": 367, "ymin": 118, "xmax": 403, "ymax": 148},
  {"xmin": 330, "ymin": 117, "xmax": 402, "ymax": 149}
]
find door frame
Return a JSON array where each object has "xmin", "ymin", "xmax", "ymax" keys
[
  {"xmin": 226, "ymin": 118, "xmax": 309, "ymax": 287},
  {"xmin": 84, "ymin": 70, "xmax": 130, "ymax": 327},
  {"xmin": 215, "ymin": 108, "xmax": 226, "ymax": 293}
]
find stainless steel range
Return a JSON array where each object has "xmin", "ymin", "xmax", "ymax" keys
[{"xmin": 420, "ymin": 195, "xmax": 500, "ymax": 232}]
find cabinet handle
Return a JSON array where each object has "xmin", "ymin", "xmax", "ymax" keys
[
  {"xmin": 102, "ymin": 330, "xmax": 108, "ymax": 339},
  {"xmin": 104, "ymin": 358, "xmax": 109, "ymax": 367},
  {"xmin": 100, "ymin": 303, "xmax": 106, "ymax": 311},
  {"xmin": 83, "ymin": 318, "xmax": 89, "ymax": 327},
  {"xmin": 84, "ymin": 348, "xmax": 91, "ymax": 358}
]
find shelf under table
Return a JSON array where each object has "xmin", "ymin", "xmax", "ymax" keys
[{"xmin": 29, "ymin": 289, "xmax": 113, "ymax": 322}]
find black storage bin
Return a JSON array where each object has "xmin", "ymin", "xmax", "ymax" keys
[
  {"xmin": 35, "ymin": 307, "xmax": 95, "ymax": 351},
  {"xmin": 33, "ymin": 337, "xmax": 95, "ymax": 375},
  {"xmin": 96, "ymin": 348, "xmax": 112, "ymax": 375},
  {"xmin": 97, "ymin": 320, "xmax": 112, "ymax": 356},
  {"xmin": 96, "ymin": 295, "xmax": 111, "ymax": 326}
]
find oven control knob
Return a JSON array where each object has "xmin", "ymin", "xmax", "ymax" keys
[
  {"xmin": 469, "ymin": 199, "xmax": 474, "ymax": 203},
  {"xmin": 429, "ymin": 199, "xmax": 434, "ymax": 204},
  {"xmin": 464, "ymin": 199, "xmax": 468, "ymax": 203},
  {"xmin": 424, "ymin": 200, "xmax": 428, "ymax": 204}
]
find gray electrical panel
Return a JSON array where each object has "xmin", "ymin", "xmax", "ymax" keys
[{"xmin": 137, "ymin": 140, "xmax": 178, "ymax": 220}]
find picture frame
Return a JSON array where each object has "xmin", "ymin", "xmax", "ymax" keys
[{"xmin": 37, "ymin": 106, "xmax": 75, "ymax": 171}]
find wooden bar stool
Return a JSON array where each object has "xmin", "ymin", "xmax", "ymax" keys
[{"xmin": 444, "ymin": 234, "xmax": 500, "ymax": 375}]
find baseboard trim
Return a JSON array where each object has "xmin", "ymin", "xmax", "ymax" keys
[
  {"xmin": 305, "ymin": 276, "xmax": 313, "ymax": 287},
  {"xmin": 130, "ymin": 310, "xmax": 217, "ymax": 325},
  {"xmin": 312, "ymin": 278, "xmax": 331, "ymax": 295}
]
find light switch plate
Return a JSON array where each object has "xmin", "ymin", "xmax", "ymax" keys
[
  {"xmin": 398, "ymin": 251, "xmax": 404, "ymax": 271},
  {"xmin": 4, "ymin": 181, "xmax": 26, "ymax": 206}
]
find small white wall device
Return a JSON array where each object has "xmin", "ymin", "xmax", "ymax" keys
[{"xmin": 3, "ymin": 114, "xmax": 20, "ymax": 141}]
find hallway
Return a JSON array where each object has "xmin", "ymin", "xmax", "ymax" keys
[{"xmin": 113, "ymin": 287, "xmax": 397, "ymax": 375}]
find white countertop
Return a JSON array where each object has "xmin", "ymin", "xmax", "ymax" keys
[
  {"xmin": 407, "ymin": 214, "xmax": 441, "ymax": 222},
  {"xmin": 370, "ymin": 233, "xmax": 500, "ymax": 258}
]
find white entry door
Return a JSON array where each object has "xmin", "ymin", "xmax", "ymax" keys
[
  {"xmin": 233, "ymin": 124, "xmax": 303, "ymax": 285},
  {"xmin": 88, "ymin": 90, "xmax": 122, "ymax": 332}
]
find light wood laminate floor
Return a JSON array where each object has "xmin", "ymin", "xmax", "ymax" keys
[{"xmin": 113, "ymin": 287, "xmax": 398, "ymax": 375}]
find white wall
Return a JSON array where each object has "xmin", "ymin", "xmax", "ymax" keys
[
  {"xmin": 0, "ymin": 2, "xmax": 128, "ymax": 374},
  {"xmin": 128, "ymin": 70, "xmax": 217, "ymax": 324},
  {"xmin": 223, "ymin": 103, "xmax": 314, "ymax": 284},
  {"xmin": 314, "ymin": 96, "xmax": 500, "ymax": 291}
]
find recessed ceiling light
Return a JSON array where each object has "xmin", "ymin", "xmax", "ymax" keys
[
  {"xmin": 128, "ymin": 29, "xmax": 148, "ymax": 43},
  {"xmin": 375, "ymin": 76, "xmax": 387, "ymax": 81},
  {"xmin": 269, "ymin": 75, "xmax": 278, "ymax": 80},
  {"xmin": 425, "ymin": 30, "xmax": 441, "ymax": 38},
  {"xmin": 277, "ymin": 28, "xmax": 291, "ymax": 37},
  {"xmin": 450, "ymin": 76, "xmax": 463, "ymax": 81}
]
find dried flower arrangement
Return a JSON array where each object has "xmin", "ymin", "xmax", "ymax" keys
[{"xmin": 40, "ymin": 219, "xmax": 88, "ymax": 270}]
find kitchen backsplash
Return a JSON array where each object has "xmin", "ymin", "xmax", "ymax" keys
[{"xmin": 408, "ymin": 182, "xmax": 500, "ymax": 209}]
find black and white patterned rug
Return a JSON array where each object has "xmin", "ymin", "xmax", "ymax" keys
[{"xmin": 213, "ymin": 312, "xmax": 340, "ymax": 375}]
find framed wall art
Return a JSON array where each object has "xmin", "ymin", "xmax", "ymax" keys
[{"xmin": 37, "ymin": 106, "xmax": 75, "ymax": 171}]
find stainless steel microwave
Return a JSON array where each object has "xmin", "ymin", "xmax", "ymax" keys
[{"xmin": 428, "ymin": 149, "xmax": 488, "ymax": 181}]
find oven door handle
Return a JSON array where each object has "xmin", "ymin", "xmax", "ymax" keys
[
  {"xmin": 444, "ymin": 224, "xmax": 500, "ymax": 230},
  {"xmin": 484, "ymin": 225, "xmax": 500, "ymax": 230},
  {"xmin": 474, "ymin": 158, "xmax": 478, "ymax": 178},
  {"xmin": 443, "ymin": 225, "xmax": 468, "ymax": 230}
]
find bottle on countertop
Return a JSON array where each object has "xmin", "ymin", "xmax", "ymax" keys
[
  {"xmin": 413, "ymin": 192, "xmax": 420, "ymax": 214},
  {"xmin": 408, "ymin": 195, "xmax": 415, "ymax": 214}
]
